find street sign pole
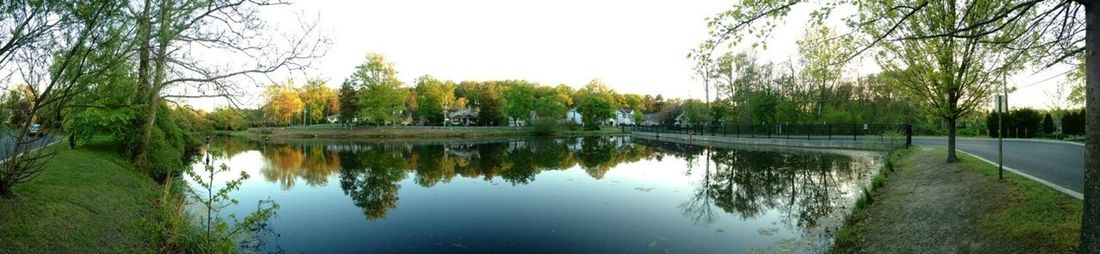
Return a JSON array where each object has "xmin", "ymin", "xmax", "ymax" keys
[{"xmin": 998, "ymin": 75, "xmax": 1007, "ymax": 181}]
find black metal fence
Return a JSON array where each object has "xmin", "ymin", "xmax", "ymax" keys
[{"xmin": 628, "ymin": 124, "xmax": 913, "ymax": 145}]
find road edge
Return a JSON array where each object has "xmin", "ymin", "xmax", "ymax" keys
[
  {"xmin": 912, "ymin": 136, "xmax": 1084, "ymax": 146},
  {"xmin": 950, "ymin": 148, "xmax": 1084, "ymax": 200}
]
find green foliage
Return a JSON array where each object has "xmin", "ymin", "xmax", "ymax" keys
[
  {"xmin": 533, "ymin": 93, "xmax": 568, "ymax": 121},
  {"xmin": 986, "ymin": 108, "xmax": 1043, "ymax": 138},
  {"xmin": 353, "ymin": 53, "xmax": 408, "ymax": 125},
  {"xmin": 501, "ymin": 81, "xmax": 536, "ymax": 124},
  {"xmin": 63, "ymin": 74, "xmax": 137, "ymax": 144},
  {"xmin": 531, "ymin": 118, "xmax": 559, "ymax": 136},
  {"xmin": 143, "ymin": 105, "xmax": 189, "ymax": 182},
  {"xmin": 577, "ymin": 94, "xmax": 614, "ymax": 130},
  {"xmin": 206, "ymin": 108, "xmax": 246, "ymax": 131},
  {"xmin": 1062, "ymin": 109, "xmax": 1085, "ymax": 135},
  {"xmin": 414, "ymin": 76, "xmax": 456, "ymax": 125},
  {"xmin": 682, "ymin": 99, "xmax": 709, "ymax": 126}
]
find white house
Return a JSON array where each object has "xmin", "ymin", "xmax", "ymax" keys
[
  {"xmin": 565, "ymin": 108, "xmax": 583, "ymax": 124},
  {"xmin": 610, "ymin": 109, "xmax": 635, "ymax": 126}
]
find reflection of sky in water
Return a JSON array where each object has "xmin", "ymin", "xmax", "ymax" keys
[{"xmin": 188, "ymin": 137, "xmax": 878, "ymax": 253}]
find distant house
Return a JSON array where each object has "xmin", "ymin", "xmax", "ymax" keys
[
  {"xmin": 610, "ymin": 109, "xmax": 635, "ymax": 126},
  {"xmin": 326, "ymin": 114, "xmax": 339, "ymax": 124},
  {"xmin": 447, "ymin": 108, "xmax": 478, "ymax": 126},
  {"xmin": 565, "ymin": 108, "xmax": 583, "ymax": 125},
  {"xmin": 642, "ymin": 113, "xmax": 659, "ymax": 126}
]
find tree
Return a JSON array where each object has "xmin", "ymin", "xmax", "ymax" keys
[
  {"xmin": 683, "ymin": 99, "xmax": 710, "ymax": 127},
  {"xmin": 207, "ymin": 108, "xmax": 247, "ymax": 131},
  {"xmin": 128, "ymin": 0, "xmax": 326, "ymax": 172},
  {"xmin": 299, "ymin": 78, "xmax": 339, "ymax": 125},
  {"xmin": 702, "ymin": 0, "xmax": 1097, "ymax": 250},
  {"xmin": 338, "ymin": 80, "xmax": 359, "ymax": 126},
  {"xmin": 263, "ymin": 81, "xmax": 304, "ymax": 125},
  {"xmin": 577, "ymin": 94, "xmax": 614, "ymax": 130},
  {"xmin": 501, "ymin": 81, "xmax": 536, "ymax": 126},
  {"xmin": 353, "ymin": 53, "xmax": 408, "ymax": 125},
  {"xmin": 865, "ymin": 0, "xmax": 1025, "ymax": 162},
  {"xmin": 414, "ymin": 75, "xmax": 455, "ymax": 125},
  {"xmin": 0, "ymin": 0, "xmax": 132, "ymax": 197},
  {"xmin": 533, "ymin": 93, "xmax": 568, "ymax": 121}
]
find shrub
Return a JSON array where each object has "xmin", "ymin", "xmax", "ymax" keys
[
  {"xmin": 986, "ymin": 108, "xmax": 1043, "ymax": 138},
  {"xmin": 531, "ymin": 119, "xmax": 559, "ymax": 136},
  {"xmin": 1062, "ymin": 109, "xmax": 1085, "ymax": 135}
]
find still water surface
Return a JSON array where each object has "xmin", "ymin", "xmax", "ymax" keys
[{"xmin": 192, "ymin": 136, "xmax": 880, "ymax": 253}]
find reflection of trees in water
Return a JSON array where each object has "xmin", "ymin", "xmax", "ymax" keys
[
  {"xmin": 639, "ymin": 141, "xmax": 866, "ymax": 229},
  {"xmin": 260, "ymin": 145, "xmax": 342, "ymax": 189},
  {"xmin": 338, "ymin": 145, "xmax": 408, "ymax": 220},
  {"xmin": 215, "ymin": 137, "xmax": 658, "ymax": 221},
  {"xmin": 332, "ymin": 137, "xmax": 656, "ymax": 220}
]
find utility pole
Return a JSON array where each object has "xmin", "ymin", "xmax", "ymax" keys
[{"xmin": 998, "ymin": 74, "xmax": 1007, "ymax": 181}]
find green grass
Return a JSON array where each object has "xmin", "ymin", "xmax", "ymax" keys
[
  {"xmin": 0, "ymin": 147, "xmax": 161, "ymax": 253},
  {"xmin": 958, "ymin": 152, "xmax": 1083, "ymax": 252}
]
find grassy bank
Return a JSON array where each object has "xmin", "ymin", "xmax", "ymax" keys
[
  {"xmin": 230, "ymin": 125, "xmax": 626, "ymax": 140},
  {"xmin": 0, "ymin": 147, "xmax": 161, "ymax": 253},
  {"xmin": 832, "ymin": 147, "xmax": 1082, "ymax": 253}
]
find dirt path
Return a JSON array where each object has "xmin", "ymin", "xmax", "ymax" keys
[{"xmin": 858, "ymin": 148, "xmax": 1021, "ymax": 253}]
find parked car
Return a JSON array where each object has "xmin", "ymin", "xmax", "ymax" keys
[{"xmin": 28, "ymin": 123, "xmax": 41, "ymax": 137}]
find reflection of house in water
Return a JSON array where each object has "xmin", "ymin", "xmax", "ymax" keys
[{"xmin": 444, "ymin": 143, "xmax": 480, "ymax": 158}]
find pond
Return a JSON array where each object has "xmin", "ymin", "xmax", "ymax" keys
[{"xmin": 190, "ymin": 136, "xmax": 881, "ymax": 253}]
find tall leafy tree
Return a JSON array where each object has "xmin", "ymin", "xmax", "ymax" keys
[
  {"xmin": 353, "ymin": 53, "xmax": 408, "ymax": 125},
  {"xmin": 263, "ymin": 81, "xmax": 304, "ymax": 125},
  {"xmin": 338, "ymin": 80, "xmax": 359, "ymax": 126},
  {"xmin": 868, "ymin": 0, "xmax": 1024, "ymax": 162},
  {"xmin": 414, "ymin": 75, "xmax": 457, "ymax": 124},
  {"xmin": 500, "ymin": 81, "xmax": 536, "ymax": 125},
  {"xmin": 128, "ymin": 0, "xmax": 326, "ymax": 171},
  {"xmin": 299, "ymin": 78, "xmax": 339, "ymax": 124}
]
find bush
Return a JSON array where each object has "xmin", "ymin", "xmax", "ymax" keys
[
  {"xmin": 531, "ymin": 119, "xmax": 559, "ymax": 136},
  {"xmin": 1062, "ymin": 109, "xmax": 1085, "ymax": 135},
  {"xmin": 987, "ymin": 108, "xmax": 1043, "ymax": 138}
]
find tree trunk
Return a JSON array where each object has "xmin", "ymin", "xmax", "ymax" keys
[
  {"xmin": 1081, "ymin": 1, "xmax": 1099, "ymax": 252},
  {"xmin": 946, "ymin": 117, "xmax": 959, "ymax": 162},
  {"xmin": 0, "ymin": 182, "xmax": 12, "ymax": 199}
]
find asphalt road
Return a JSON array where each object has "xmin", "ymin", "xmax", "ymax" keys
[
  {"xmin": 0, "ymin": 134, "xmax": 59, "ymax": 162},
  {"xmin": 913, "ymin": 137, "xmax": 1084, "ymax": 196}
]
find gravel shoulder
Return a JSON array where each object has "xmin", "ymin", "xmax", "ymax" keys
[{"xmin": 833, "ymin": 147, "xmax": 1081, "ymax": 253}]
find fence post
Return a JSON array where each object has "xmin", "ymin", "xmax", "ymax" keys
[
  {"xmin": 807, "ymin": 125, "xmax": 811, "ymax": 140},
  {"xmin": 828, "ymin": 124, "xmax": 832, "ymax": 140},
  {"xmin": 853, "ymin": 124, "xmax": 858, "ymax": 141}
]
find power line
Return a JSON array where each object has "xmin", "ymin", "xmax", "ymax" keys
[{"xmin": 1014, "ymin": 68, "xmax": 1076, "ymax": 91}]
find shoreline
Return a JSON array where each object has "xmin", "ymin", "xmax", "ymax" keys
[{"xmin": 222, "ymin": 125, "xmax": 627, "ymax": 142}]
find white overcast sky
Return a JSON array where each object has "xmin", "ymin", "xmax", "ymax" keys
[{"xmin": 192, "ymin": 0, "xmax": 1079, "ymax": 112}]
